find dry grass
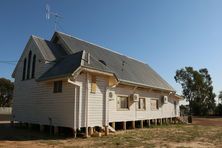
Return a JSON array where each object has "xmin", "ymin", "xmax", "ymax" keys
[
  {"xmin": 93, "ymin": 125, "xmax": 222, "ymax": 147},
  {"xmin": 1, "ymin": 124, "xmax": 222, "ymax": 147},
  {"xmin": 1, "ymin": 118, "xmax": 222, "ymax": 147}
]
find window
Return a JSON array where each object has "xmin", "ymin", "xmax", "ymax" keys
[
  {"xmin": 137, "ymin": 98, "xmax": 146, "ymax": 110},
  {"xmin": 26, "ymin": 51, "xmax": 32, "ymax": 79},
  {"xmin": 22, "ymin": 58, "xmax": 27, "ymax": 80},
  {"xmin": 91, "ymin": 75, "xmax": 97, "ymax": 93},
  {"xmin": 31, "ymin": 54, "xmax": 36, "ymax": 78},
  {"xmin": 117, "ymin": 96, "xmax": 129, "ymax": 110},
  {"xmin": 150, "ymin": 99, "xmax": 159, "ymax": 110},
  {"xmin": 53, "ymin": 81, "xmax": 63, "ymax": 93}
]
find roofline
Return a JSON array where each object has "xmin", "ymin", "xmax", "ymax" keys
[
  {"xmin": 119, "ymin": 79, "xmax": 176, "ymax": 93},
  {"xmin": 37, "ymin": 64, "xmax": 178, "ymax": 95},
  {"xmin": 81, "ymin": 66, "xmax": 115, "ymax": 77},
  {"xmin": 36, "ymin": 73, "xmax": 70, "ymax": 82},
  {"xmin": 38, "ymin": 66, "xmax": 175, "ymax": 93},
  {"xmin": 174, "ymin": 94, "xmax": 184, "ymax": 100},
  {"xmin": 12, "ymin": 35, "xmax": 46, "ymax": 78},
  {"xmin": 53, "ymin": 31, "xmax": 148, "ymax": 65},
  {"xmin": 37, "ymin": 66, "xmax": 117, "ymax": 82}
]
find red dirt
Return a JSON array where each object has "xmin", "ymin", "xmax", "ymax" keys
[{"xmin": 192, "ymin": 117, "xmax": 222, "ymax": 126}]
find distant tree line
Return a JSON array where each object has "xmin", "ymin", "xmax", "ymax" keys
[
  {"xmin": 175, "ymin": 67, "xmax": 215, "ymax": 116},
  {"xmin": 175, "ymin": 67, "xmax": 222, "ymax": 116},
  {"xmin": 215, "ymin": 91, "xmax": 222, "ymax": 116},
  {"xmin": 1, "ymin": 67, "xmax": 222, "ymax": 115},
  {"xmin": 0, "ymin": 78, "xmax": 13, "ymax": 107}
]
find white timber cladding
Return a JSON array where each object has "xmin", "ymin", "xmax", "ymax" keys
[
  {"xmin": 13, "ymin": 37, "xmax": 180, "ymax": 129},
  {"xmin": 108, "ymin": 85, "xmax": 180, "ymax": 122},
  {"xmin": 12, "ymin": 38, "xmax": 77, "ymax": 128},
  {"xmin": 88, "ymin": 74, "xmax": 108, "ymax": 127}
]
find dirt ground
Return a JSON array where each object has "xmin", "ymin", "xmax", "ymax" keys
[
  {"xmin": 0, "ymin": 117, "xmax": 222, "ymax": 148},
  {"xmin": 192, "ymin": 117, "xmax": 222, "ymax": 126}
]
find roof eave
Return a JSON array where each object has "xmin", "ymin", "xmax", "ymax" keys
[
  {"xmin": 36, "ymin": 73, "xmax": 71, "ymax": 82},
  {"xmin": 174, "ymin": 94, "xmax": 184, "ymax": 100},
  {"xmin": 119, "ymin": 79, "xmax": 176, "ymax": 93}
]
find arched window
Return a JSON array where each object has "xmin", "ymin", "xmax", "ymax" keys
[
  {"xmin": 26, "ymin": 50, "xmax": 32, "ymax": 79},
  {"xmin": 31, "ymin": 54, "xmax": 36, "ymax": 78},
  {"xmin": 22, "ymin": 58, "xmax": 27, "ymax": 80}
]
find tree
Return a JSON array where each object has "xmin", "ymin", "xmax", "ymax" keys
[
  {"xmin": 215, "ymin": 91, "xmax": 222, "ymax": 116},
  {"xmin": 174, "ymin": 67, "xmax": 216, "ymax": 116},
  {"xmin": 215, "ymin": 104, "xmax": 222, "ymax": 116},
  {"xmin": 218, "ymin": 91, "xmax": 222, "ymax": 103},
  {"xmin": 0, "ymin": 78, "xmax": 14, "ymax": 107}
]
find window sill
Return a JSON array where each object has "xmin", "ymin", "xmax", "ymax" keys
[
  {"xmin": 136, "ymin": 109, "xmax": 146, "ymax": 111},
  {"xmin": 21, "ymin": 78, "xmax": 35, "ymax": 81},
  {"xmin": 53, "ymin": 92, "xmax": 62, "ymax": 93},
  {"xmin": 117, "ymin": 109, "xmax": 130, "ymax": 111},
  {"xmin": 151, "ymin": 109, "xmax": 159, "ymax": 111}
]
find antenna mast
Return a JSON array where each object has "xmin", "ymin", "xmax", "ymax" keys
[{"xmin": 46, "ymin": 4, "xmax": 63, "ymax": 31}]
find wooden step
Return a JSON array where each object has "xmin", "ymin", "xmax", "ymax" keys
[{"xmin": 108, "ymin": 125, "xmax": 116, "ymax": 133}]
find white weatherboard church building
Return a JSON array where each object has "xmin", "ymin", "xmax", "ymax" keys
[{"xmin": 12, "ymin": 32, "xmax": 182, "ymax": 136}]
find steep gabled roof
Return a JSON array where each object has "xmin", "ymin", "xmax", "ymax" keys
[
  {"xmin": 33, "ymin": 36, "xmax": 67, "ymax": 61},
  {"xmin": 34, "ymin": 32, "xmax": 174, "ymax": 91},
  {"xmin": 12, "ymin": 36, "xmax": 66, "ymax": 78},
  {"xmin": 37, "ymin": 51, "xmax": 83, "ymax": 81},
  {"xmin": 37, "ymin": 50, "xmax": 114, "ymax": 81},
  {"xmin": 48, "ymin": 32, "xmax": 174, "ymax": 91}
]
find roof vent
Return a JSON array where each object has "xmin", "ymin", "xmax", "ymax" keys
[{"xmin": 99, "ymin": 60, "xmax": 107, "ymax": 66}]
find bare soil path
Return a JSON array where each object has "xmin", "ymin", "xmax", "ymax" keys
[{"xmin": 192, "ymin": 117, "xmax": 222, "ymax": 126}]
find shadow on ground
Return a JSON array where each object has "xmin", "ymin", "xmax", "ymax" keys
[{"xmin": 0, "ymin": 122, "xmax": 73, "ymax": 141}]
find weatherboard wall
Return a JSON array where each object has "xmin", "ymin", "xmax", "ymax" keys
[
  {"xmin": 108, "ymin": 85, "xmax": 180, "ymax": 122},
  {"xmin": 12, "ymin": 38, "xmax": 76, "ymax": 128},
  {"xmin": 12, "ymin": 36, "xmax": 180, "ymax": 129}
]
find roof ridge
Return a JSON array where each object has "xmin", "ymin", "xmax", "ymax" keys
[
  {"xmin": 32, "ymin": 35, "xmax": 57, "ymax": 45},
  {"xmin": 55, "ymin": 31, "xmax": 148, "ymax": 65},
  {"xmin": 31, "ymin": 35, "xmax": 46, "ymax": 41}
]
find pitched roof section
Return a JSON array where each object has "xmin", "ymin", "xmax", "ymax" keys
[
  {"xmin": 33, "ymin": 36, "xmax": 67, "ymax": 61},
  {"xmin": 51, "ymin": 32, "xmax": 174, "ymax": 91},
  {"xmin": 83, "ymin": 54, "xmax": 114, "ymax": 74},
  {"xmin": 37, "ymin": 51, "xmax": 83, "ymax": 81}
]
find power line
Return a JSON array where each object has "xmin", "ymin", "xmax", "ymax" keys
[
  {"xmin": 0, "ymin": 59, "xmax": 55, "ymax": 65},
  {"xmin": 0, "ymin": 61, "xmax": 18, "ymax": 65},
  {"xmin": 0, "ymin": 61, "xmax": 18, "ymax": 62},
  {"xmin": 0, "ymin": 62, "xmax": 16, "ymax": 65}
]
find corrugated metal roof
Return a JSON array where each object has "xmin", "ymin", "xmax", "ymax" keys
[
  {"xmin": 50, "ymin": 32, "xmax": 175, "ymax": 91},
  {"xmin": 37, "ymin": 51, "xmax": 83, "ymax": 81},
  {"xmin": 35, "ymin": 32, "xmax": 174, "ymax": 91},
  {"xmin": 33, "ymin": 36, "xmax": 67, "ymax": 61}
]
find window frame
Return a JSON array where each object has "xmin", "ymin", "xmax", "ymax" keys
[
  {"xmin": 53, "ymin": 81, "xmax": 63, "ymax": 93},
  {"xmin": 31, "ymin": 54, "xmax": 36, "ymax": 79},
  {"xmin": 91, "ymin": 75, "xmax": 97, "ymax": 93},
  {"xmin": 116, "ymin": 95, "xmax": 129, "ymax": 111},
  {"xmin": 22, "ymin": 58, "xmax": 27, "ymax": 80},
  {"xmin": 150, "ymin": 99, "xmax": 159, "ymax": 111},
  {"xmin": 137, "ymin": 97, "xmax": 146, "ymax": 111},
  {"xmin": 26, "ymin": 50, "xmax": 32, "ymax": 79}
]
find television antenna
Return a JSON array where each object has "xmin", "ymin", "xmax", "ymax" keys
[{"xmin": 46, "ymin": 4, "xmax": 63, "ymax": 31}]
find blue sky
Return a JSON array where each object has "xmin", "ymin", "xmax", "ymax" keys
[{"xmin": 0, "ymin": 0, "xmax": 222, "ymax": 102}]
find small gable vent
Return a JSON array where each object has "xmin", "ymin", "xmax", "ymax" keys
[{"xmin": 99, "ymin": 60, "xmax": 107, "ymax": 66}]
